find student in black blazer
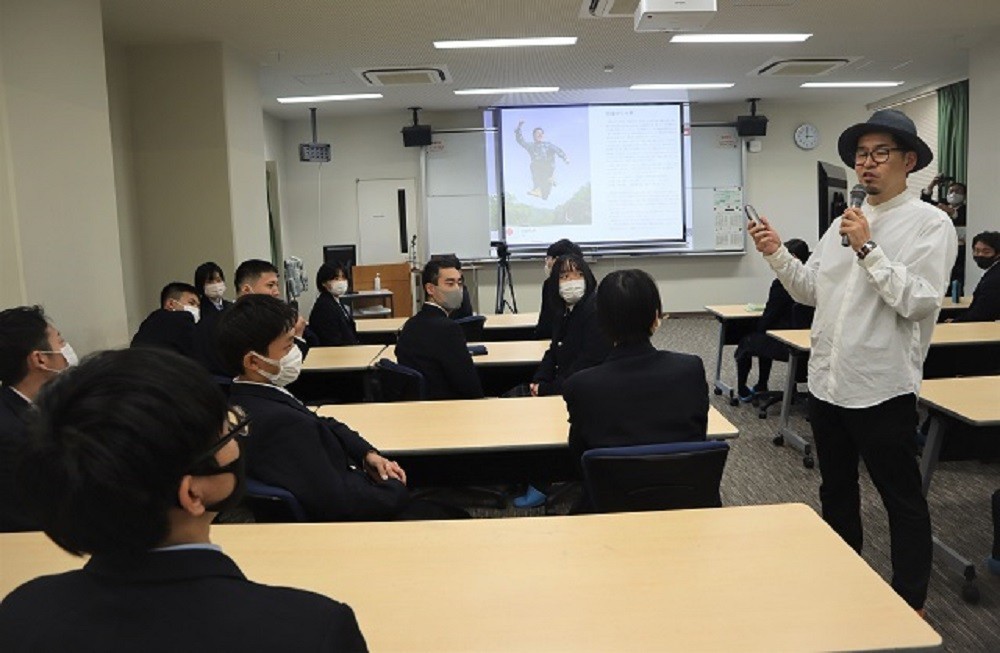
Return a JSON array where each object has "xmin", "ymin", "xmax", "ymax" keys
[
  {"xmin": 534, "ymin": 239, "xmax": 583, "ymax": 340},
  {"xmin": 309, "ymin": 262, "xmax": 359, "ymax": 346},
  {"xmin": 194, "ymin": 260, "xmax": 233, "ymax": 319},
  {"xmin": 563, "ymin": 269, "xmax": 709, "ymax": 499},
  {"xmin": 219, "ymin": 295, "xmax": 462, "ymax": 520},
  {"xmin": 395, "ymin": 260, "xmax": 484, "ymax": 400},
  {"xmin": 951, "ymin": 231, "xmax": 1000, "ymax": 323},
  {"xmin": 0, "ymin": 348, "xmax": 367, "ymax": 651},
  {"xmin": 529, "ymin": 253, "xmax": 611, "ymax": 397},
  {"xmin": 0, "ymin": 306, "xmax": 76, "ymax": 533},
  {"xmin": 130, "ymin": 282, "xmax": 201, "ymax": 361},
  {"xmin": 733, "ymin": 239, "xmax": 814, "ymax": 401}
]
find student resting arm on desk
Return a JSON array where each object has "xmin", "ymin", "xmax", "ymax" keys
[{"xmin": 0, "ymin": 348, "xmax": 368, "ymax": 651}]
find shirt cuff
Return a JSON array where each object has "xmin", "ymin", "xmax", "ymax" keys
[{"xmin": 763, "ymin": 245, "xmax": 791, "ymax": 269}]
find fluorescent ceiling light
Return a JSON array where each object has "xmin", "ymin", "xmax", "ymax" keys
[
  {"xmin": 454, "ymin": 86, "xmax": 559, "ymax": 95},
  {"xmin": 671, "ymin": 34, "xmax": 811, "ymax": 43},
  {"xmin": 800, "ymin": 81, "xmax": 903, "ymax": 88},
  {"xmin": 434, "ymin": 37, "xmax": 577, "ymax": 49},
  {"xmin": 277, "ymin": 93, "xmax": 383, "ymax": 104},
  {"xmin": 630, "ymin": 83, "xmax": 734, "ymax": 90}
]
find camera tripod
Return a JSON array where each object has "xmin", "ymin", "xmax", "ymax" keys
[{"xmin": 494, "ymin": 242, "xmax": 518, "ymax": 314}]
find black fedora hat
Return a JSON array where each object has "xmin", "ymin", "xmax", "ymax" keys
[{"xmin": 837, "ymin": 109, "xmax": 933, "ymax": 172}]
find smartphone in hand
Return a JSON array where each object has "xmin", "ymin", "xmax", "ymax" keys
[{"xmin": 744, "ymin": 204, "xmax": 761, "ymax": 227}]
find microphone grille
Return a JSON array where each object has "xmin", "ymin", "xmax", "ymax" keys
[{"xmin": 850, "ymin": 184, "xmax": 867, "ymax": 201}]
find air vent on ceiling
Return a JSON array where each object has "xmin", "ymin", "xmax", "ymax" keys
[
  {"xmin": 354, "ymin": 66, "xmax": 452, "ymax": 87},
  {"xmin": 751, "ymin": 57, "xmax": 857, "ymax": 77},
  {"xmin": 580, "ymin": 0, "xmax": 643, "ymax": 18}
]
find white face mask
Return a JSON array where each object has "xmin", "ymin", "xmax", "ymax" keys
[
  {"xmin": 559, "ymin": 279, "xmax": 587, "ymax": 305},
  {"xmin": 946, "ymin": 192, "xmax": 965, "ymax": 206},
  {"xmin": 204, "ymin": 282, "xmax": 226, "ymax": 299},
  {"xmin": 252, "ymin": 346, "xmax": 303, "ymax": 387},
  {"xmin": 182, "ymin": 304, "xmax": 201, "ymax": 323},
  {"xmin": 39, "ymin": 343, "xmax": 79, "ymax": 373},
  {"xmin": 329, "ymin": 280, "xmax": 349, "ymax": 297}
]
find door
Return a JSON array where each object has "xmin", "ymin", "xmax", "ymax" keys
[{"xmin": 357, "ymin": 178, "xmax": 416, "ymax": 264}]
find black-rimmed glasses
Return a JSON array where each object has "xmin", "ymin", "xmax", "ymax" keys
[{"xmin": 854, "ymin": 147, "xmax": 905, "ymax": 165}]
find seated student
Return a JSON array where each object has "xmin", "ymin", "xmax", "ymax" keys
[
  {"xmin": 529, "ymin": 253, "xmax": 611, "ymax": 397},
  {"xmin": 395, "ymin": 260, "xmax": 484, "ymax": 400},
  {"xmin": 220, "ymin": 295, "xmax": 462, "ymax": 520},
  {"xmin": 194, "ymin": 261, "xmax": 232, "ymax": 318},
  {"xmin": 733, "ymin": 239, "xmax": 814, "ymax": 401},
  {"xmin": 0, "ymin": 306, "xmax": 76, "ymax": 533},
  {"xmin": 130, "ymin": 282, "xmax": 201, "ymax": 360},
  {"xmin": 435, "ymin": 255, "xmax": 475, "ymax": 321},
  {"xmin": 949, "ymin": 230, "xmax": 1000, "ymax": 323},
  {"xmin": 309, "ymin": 262, "xmax": 359, "ymax": 346},
  {"xmin": 535, "ymin": 239, "xmax": 583, "ymax": 340},
  {"xmin": 0, "ymin": 348, "xmax": 367, "ymax": 651},
  {"xmin": 564, "ymin": 269, "xmax": 709, "ymax": 482}
]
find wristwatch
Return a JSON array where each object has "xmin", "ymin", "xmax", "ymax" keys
[{"xmin": 857, "ymin": 240, "xmax": 878, "ymax": 260}]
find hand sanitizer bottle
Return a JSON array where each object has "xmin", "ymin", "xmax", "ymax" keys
[{"xmin": 374, "ymin": 273, "xmax": 381, "ymax": 291}]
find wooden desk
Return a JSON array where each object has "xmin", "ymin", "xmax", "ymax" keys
[
  {"xmin": 356, "ymin": 312, "xmax": 539, "ymax": 341},
  {"xmin": 302, "ymin": 340, "xmax": 550, "ymax": 373},
  {"xmin": 766, "ymin": 322, "xmax": 1000, "ymax": 467},
  {"xmin": 319, "ymin": 397, "xmax": 737, "ymax": 454},
  {"xmin": 704, "ymin": 304, "xmax": 764, "ymax": 403},
  {"xmin": 918, "ymin": 375, "xmax": 1000, "ymax": 602},
  {"xmin": 0, "ymin": 504, "xmax": 941, "ymax": 652}
]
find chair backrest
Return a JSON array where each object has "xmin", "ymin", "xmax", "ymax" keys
[
  {"xmin": 244, "ymin": 477, "xmax": 307, "ymax": 522},
  {"xmin": 454, "ymin": 314, "xmax": 487, "ymax": 342},
  {"xmin": 373, "ymin": 358, "xmax": 427, "ymax": 402},
  {"xmin": 581, "ymin": 441, "xmax": 729, "ymax": 514}
]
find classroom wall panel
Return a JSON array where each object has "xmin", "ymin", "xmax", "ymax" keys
[
  {"xmin": 967, "ymin": 34, "xmax": 1000, "ymax": 293},
  {"xmin": 0, "ymin": 0, "xmax": 129, "ymax": 352}
]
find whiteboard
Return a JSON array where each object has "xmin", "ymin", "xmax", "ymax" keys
[{"xmin": 424, "ymin": 124, "xmax": 744, "ymax": 258}]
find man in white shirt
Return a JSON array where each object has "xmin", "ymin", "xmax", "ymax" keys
[{"xmin": 748, "ymin": 109, "xmax": 957, "ymax": 614}]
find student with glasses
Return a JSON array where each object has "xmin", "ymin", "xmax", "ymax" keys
[
  {"xmin": 748, "ymin": 109, "xmax": 957, "ymax": 617},
  {"xmin": 0, "ymin": 348, "xmax": 367, "ymax": 651}
]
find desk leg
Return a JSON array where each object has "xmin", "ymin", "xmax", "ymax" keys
[
  {"xmin": 774, "ymin": 350, "xmax": 814, "ymax": 468},
  {"xmin": 712, "ymin": 319, "xmax": 735, "ymax": 403},
  {"xmin": 921, "ymin": 415, "xmax": 979, "ymax": 602}
]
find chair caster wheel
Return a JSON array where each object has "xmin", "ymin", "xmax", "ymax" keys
[
  {"xmin": 714, "ymin": 388, "xmax": 722, "ymax": 396},
  {"xmin": 962, "ymin": 582, "xmax": 980, "ymax": 604},
  {"xmin": 772, "ymin": 435, "xmax": 784, "ymax": 447},
  {"xmin": 804, "ymin": 456, "xmax": 815, "ymax": 469},
  {"xmin": 757, "ymin": 410, "xmax": 767, "ymax": 419},
  {"xmin": 729, "ymin": 397, "xmax": 739, "ymax": 407}
]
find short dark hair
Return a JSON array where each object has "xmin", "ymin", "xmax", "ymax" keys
[
  {"xmin": 421, "ymin": 259, "xmax": 459, "ymax": 289},
  {"xmin": 234, "ymin": 259, "xmax": 279, "ymax": 290},
  {"xmin": 546, "ymin": 238, "xmax": 582, "ymax": 258},
  {"xmin": 431, "ymin": 254, "xmax": 462, "ymax": 270},
  {"xmin": 533, "ymin": 127, "xmax": 544, "ymax": 137},
  {"xmin": 949, "ymin": 181, "xmax": 966, "ymax": 194},
  {"xmin": 316, "ymin": 262, "xmax": 349, "ymax": 290},
  {"xmin": 216, "ymin": 294, "xmax": 296, "ymax": 375},
  {"xmin": 548, "ymin": 253, "xmax": 597, "ymax": 300},
  {"xmin": 18, "ymin": 348, "xmax": 228, "ymax": 556},
  {"xmin": 784, "ymin": 239, "xmax": 811, "ymax": 263},
  {"xmin": 597, "ymin": 270, "xmax": 662, "ymax": 345},
  {"xmin": 159, "ymin": 282, "xmax": 199, "ymax": 308},
  {"xmin": 972, "ymin": 231, "xmax": 1000, "ymax": 252},
  {"xmin": 194, "ymin": 261, "xmax": 225, "ymax": 292},
  {"xmin": 0, "ymin": 306, "xmax": 51, "ymax": 386}
]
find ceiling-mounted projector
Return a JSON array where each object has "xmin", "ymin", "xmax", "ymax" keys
[{"xmin": 634, "ymin": 0, "xmax": 717, "ymax": 32}]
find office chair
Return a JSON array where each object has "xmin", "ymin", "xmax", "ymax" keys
[
  {"xmin": 582, "ymin": 440, "xmax": 729, "ymax": 514},
  {"xmin": 454, "ymin": 315, "xmax": 487, "ymax": 342},
  {"xmin": 244, "ymin": 478, "xmax": 307, "ymax": 523},
  {"xmin": 372, "ymin": 358, "xmax": 426, "ymax": 402},
  {"xmin": 754, "ymin": 303, "xmax": 814, "ymax": 418}
]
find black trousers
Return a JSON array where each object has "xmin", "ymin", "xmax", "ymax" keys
[{"xmin": 809, "ymin": 393, "xmax": 932, "ymax": 610}]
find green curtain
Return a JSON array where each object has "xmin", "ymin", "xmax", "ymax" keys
[{"xmin": 937, "ymin": 80, "xmax": 969, "ymax": 183}]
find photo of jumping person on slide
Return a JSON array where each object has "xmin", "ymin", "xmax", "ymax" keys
[{"xmin": 515, "ymin": 120, "xmax": 569, "ymax": 200}]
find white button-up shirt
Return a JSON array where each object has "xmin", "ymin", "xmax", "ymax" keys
[{"xmin": 765, "ymin": 191, "xmax": 957, "ymax": 408}]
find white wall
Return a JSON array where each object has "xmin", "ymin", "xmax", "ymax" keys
[
  {"xmin": 276, "ymin": 101, "xmax": 878, "ymax": 315},
  {"xmin": 0, "ymin": 0, "xmax": 128, "ymax": 351},
  {"xmin": 966, "ymin": 33, "xmax": 1000, "ymax": 292}
]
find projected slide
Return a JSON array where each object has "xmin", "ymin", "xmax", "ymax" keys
[{"xmin": 499, "ymin": 104, "xmax": 685, "ymax": 248}]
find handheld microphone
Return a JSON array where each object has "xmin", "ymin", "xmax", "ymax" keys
[{"xmin": 842, "ymin": 184, "xmax": 867, "ymax": 247}]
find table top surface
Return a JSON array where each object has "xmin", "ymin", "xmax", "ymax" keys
[
  {"xmin": 768, "ymin": 320, "xmax": 1000, "ymax": 352},
  {"xmin": 355, "ymin": 312, "xmax": 539, "ymax": 334},
  {"xmin": 302, "ymin": 340, "xmax": 549, "ymax": 372},
  {"xmin": 707, "ymin": 297, "xmax": 969, "ymax": 321},
  {"xmin": 0, "ymin": 504, "xmax": 940, "ymax": 652},
  {"xmin": 919, "ymin": 375, "xmax": 1000, "ymax": 426},
  {"xmin": 341, "ymin": 289, "xmax": 393, "ymax": 298},
  {"xmin": 319, "ymin": 396, "xmax": 738, "ymax": 453}
]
